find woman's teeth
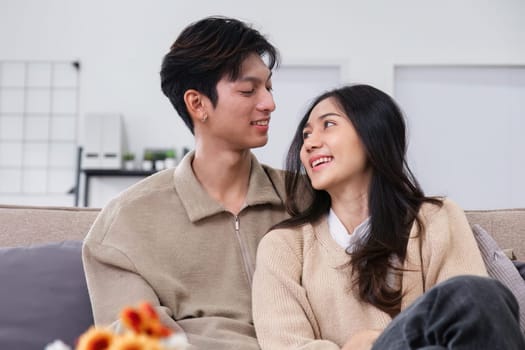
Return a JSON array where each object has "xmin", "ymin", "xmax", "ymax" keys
[{"xmin": 311, "ymin": 157, "xmax": 332, "ymax": 168}]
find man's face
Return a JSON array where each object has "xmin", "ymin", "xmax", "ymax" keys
[{"xmin": 204, "ymin": 53, "xmax": 275, "ymax": 151}]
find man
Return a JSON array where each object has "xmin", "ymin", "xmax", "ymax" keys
[{"xmin": 82, "ymin": 16, "xmax": 287, "ymax": 349}]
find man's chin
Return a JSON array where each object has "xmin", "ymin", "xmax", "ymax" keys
[{"xmin": 249, "ymin": 138, "xmax": 268, "ymax": 149}]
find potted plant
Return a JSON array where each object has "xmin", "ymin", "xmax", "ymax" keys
[
  {"xmin": 153, "ymin": 151, "xmax": 166, "ymax": 171},
  {"xmin": 122, "ymin": 152, "xmax": 135, "ymax": 170},
  {"xmin": 142, "ymin": 151, "xmax": 154, "ymax": 171},
  {"xmin": 164, "ymin": 149, "xmax": 177, "ymax": 168}
]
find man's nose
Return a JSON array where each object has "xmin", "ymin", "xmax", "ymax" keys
[{"xmin": 257, "ymin": 89, "xmax": 276, "ymax": 113}]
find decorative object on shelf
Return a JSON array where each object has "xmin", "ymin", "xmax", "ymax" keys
[
  {"xmin": 44, "ymin": 301, "xmax": 189, "ymax": 350},
  {"xmin": 153, "ymin": 150, "xmax": 166, "ymax": 171},
  {"xmin": 142, "ymin": 148, "xmax": 180, "ymax": 171},
  {"xmin": 142, "ymin": 151, "xmax": 154, "ymax": 171},
  {"xmin": 83, "ymin": 114, "xmax": 123, "ymax": 170},
  {"xmin": 164, "ymin": 149, "xmax": 177, "ymax": 169},
  {"xmin": 122, "ymin": 152, "xmax": 135, "ymax": 170}
]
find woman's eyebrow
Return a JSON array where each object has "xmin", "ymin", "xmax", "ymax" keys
[
  {"xmin": 303, "ymin": 113, "xmax": 341, "ymax": 130},
  {"xmin": 318, "ymin": 112, "xmax": 342, "ymax": 119}
]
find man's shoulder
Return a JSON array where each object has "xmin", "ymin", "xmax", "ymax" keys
[
  {"xmin": 86, "ymin": 169, "xmax": 180, "ymax": 241},
  {"xmin": 87, "ymin": 169, "xmax": 179, "ymax": 239},
  {"xmin": 260, "ymin": 163, "xmax": 285, "ymax": 182},
  {"xmin": 112, "ymin": 168, "xmax": 177, "ymax": 206},
  {"xmin": 259, "ymin": 163, "xmax": 286, "ymax": 196}
]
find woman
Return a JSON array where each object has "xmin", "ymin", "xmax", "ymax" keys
[{"xmin": 252, "ymin": 84, "xmax": 524, "ymax": 349}]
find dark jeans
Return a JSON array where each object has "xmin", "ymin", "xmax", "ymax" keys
[{"xmin": 372, "ymin": 275, "xmax": 525, "ymax": 350}]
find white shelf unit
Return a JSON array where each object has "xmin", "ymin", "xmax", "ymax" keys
[{"xmin": 0, "ymin": 60, "xmax": 80, "ymax": 200}]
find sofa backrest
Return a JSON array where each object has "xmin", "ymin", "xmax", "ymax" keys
[
  {"xmin": 466, "ymin": 209, "xmax": 525, "ymax": 260},
  {"xmin": 0, "ymin": 205, "xmax": 100, "ymax": 248},
  {"xmin": 0, "ymin": 204, "xmax": 523, "ymax": 260}
]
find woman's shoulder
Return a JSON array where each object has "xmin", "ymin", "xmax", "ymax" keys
[
  {"xmin": 260, "ymin": 224, "xmax": 312, "ymax": 247},
  {"xmin": 419, "ymin": 197, "xmax": 465, "ymax": 222},
  {"xmin": 258, "ymin": 220, "xmax": 323, "ymax": 260}
]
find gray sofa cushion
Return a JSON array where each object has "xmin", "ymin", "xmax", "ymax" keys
[
  {"xmin": 472, "ymin": 224, "xmax": 525, "ymax": 334},
  {"xmin": 0, "ymin": 240, "xmax": 93, "ymax": 349},
  {"xmin": 514, "ymin": 261, "xmax": 525, "ymax": 280}
]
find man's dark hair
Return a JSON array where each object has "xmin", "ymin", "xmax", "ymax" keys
[{"xmin": 160, "ymin": 16, "xmax": 279, "ymax": 134}]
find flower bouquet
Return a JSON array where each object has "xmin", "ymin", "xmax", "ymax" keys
[{"xmin": 45, "ymin": 302, "xmax": 189, "ymax": 350}]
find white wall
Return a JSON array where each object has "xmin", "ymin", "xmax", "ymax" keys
[
  {"xmin": 395, "ymin": 66, "xmax": 525, "ymax": 210},
  {"xmin": 1, "ymin": 0, "xmax": 525, "ymax": 208}
]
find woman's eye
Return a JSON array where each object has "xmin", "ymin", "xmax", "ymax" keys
[
  {"xmin": 266, "ymin": 86, "xmax": 273, "ymax": 92},
  {"xmin": 302, "ymin": 131, "xmax": 310, "ymax": 140},
  {"xmin": 241, "ymin": 89, "xmax": 255, "ymax": 95},
  {"xmin": 324, "ymin": 121, "xmax": 336, "ymax": 128}
]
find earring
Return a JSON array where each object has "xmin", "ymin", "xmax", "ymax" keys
[{"xmin": 201, "ymin": 114, "xmax": 208, "ymax": 123}]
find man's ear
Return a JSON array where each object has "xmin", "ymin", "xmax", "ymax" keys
[{"xmin": 184, "ymin": 89, "xmax": 208, "ymax": 123}]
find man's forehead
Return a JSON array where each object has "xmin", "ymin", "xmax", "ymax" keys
[{"xmin": 237, "ymin": 54, "xmax": 272, "ymax": 80}]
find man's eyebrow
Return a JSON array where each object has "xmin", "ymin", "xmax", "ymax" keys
[{"xmin": 239, "ymin": 71, "xmax": 273, "ymax": 83}]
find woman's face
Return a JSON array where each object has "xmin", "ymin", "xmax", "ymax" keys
[{"xmin": 300, "ymin": 97, "xmax": 370, "ymax": 194}]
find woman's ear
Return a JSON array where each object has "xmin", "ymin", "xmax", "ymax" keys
[{"xmin": 184, "ymin": 89, "xmax": 208, "ymax": 124}]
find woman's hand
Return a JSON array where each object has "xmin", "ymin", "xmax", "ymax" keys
[{"xmin": 341, "ymin": 329, "xmax": 382, "ymax": 350}]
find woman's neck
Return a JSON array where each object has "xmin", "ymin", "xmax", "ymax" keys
[{"xmin": 330, "ymin": 190, "xmax": 369, "ymax": 234}]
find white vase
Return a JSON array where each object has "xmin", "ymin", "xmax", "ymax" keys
[
  {"xmin": 155, "ymin": 160, "xmax": 165, "ymax": 171},
  {"xmin": 142, "ymin": 160, "xmax": 153, "ymax": 171},
  {"xmin": 124, "ymin": 160, "xmax": 135, "ymax": 170},
  {"xmin": 164, "ymin": 157, "xmax": 176, "ymax": 168}
]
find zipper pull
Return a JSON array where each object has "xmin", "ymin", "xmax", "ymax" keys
[{"xmin": 234, "ymin": 215, "xmax": 240, "ymax": 231}]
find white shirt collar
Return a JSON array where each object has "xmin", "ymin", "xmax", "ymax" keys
[{"xmin": 328, "ymin": 208, "xmax": 371, "ymax": 250}]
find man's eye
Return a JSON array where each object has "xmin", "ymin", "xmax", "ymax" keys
[{"xmin": 241, "ymin": 89, "xmax": 255, "ymax": 95}]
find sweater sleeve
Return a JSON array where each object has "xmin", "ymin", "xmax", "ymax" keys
[
  {"xmin": 82, "ymin": 209, "xmax": 185, "ymax": 335},
  {"xmin": 422, "ymin": 199, "xmax": 488, "ymax": 288},
  {"xmin": 252, "ymin": 230, "xmax": 341, "ymax": 350}
]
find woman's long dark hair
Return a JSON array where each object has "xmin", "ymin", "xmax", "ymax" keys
[{"xmin": 277, "ymin": 84, "xmax": 442, "ymax": 316}]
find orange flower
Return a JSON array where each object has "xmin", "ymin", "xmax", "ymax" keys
[
  {"xmin": 71, "ymin": 302, "xmax": 188, "ymax": 350},
  {"xmin": 108, "ymin": 333, "xmax": 163, "ymax": 350},
  {"xmin": 120, "ymin": 302, "xmax": 172, "ymax": 338},
  {"xmin": 76, "ymin": 327, "xmax": 114, "ymax": 350}
]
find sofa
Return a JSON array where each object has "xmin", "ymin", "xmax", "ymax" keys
[{"xmin": 0, "ymin": 204, "xmax": 524, "ymax": 349}]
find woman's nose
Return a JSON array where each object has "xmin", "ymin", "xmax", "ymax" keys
[{"xmin": 303, "ymin": 133, "xmax": 321, "ymax": 152}]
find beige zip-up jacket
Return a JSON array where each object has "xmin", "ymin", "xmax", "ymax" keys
[{"xmin": 82, "ymin": 151, "xmax": 288, "ymax": 350}]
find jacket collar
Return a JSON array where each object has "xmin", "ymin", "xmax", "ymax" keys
[{"xmin": 173, "ymin": 151, "xmax": 284, "ymax": 222}]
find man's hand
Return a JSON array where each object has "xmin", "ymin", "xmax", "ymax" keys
[{"xmin": 341, "ymin": 329, "xmax": 382, "ymax": 350}]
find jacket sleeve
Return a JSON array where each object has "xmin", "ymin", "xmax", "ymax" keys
[
  {"xmin": 422, "ymin": 199, "xmax": 488, "ymax": 288},
  {"xmin": 82, "ymin": 208, "xmax": 186, "ymax": 335},
  {"xmin": 252, "ymin": 231, "xmax": 341, "ymax": 350}
]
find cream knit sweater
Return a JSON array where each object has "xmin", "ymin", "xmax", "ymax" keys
[{"xmin": 252, "ymin": 199, "xmax": 488, "ymax": 350}]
